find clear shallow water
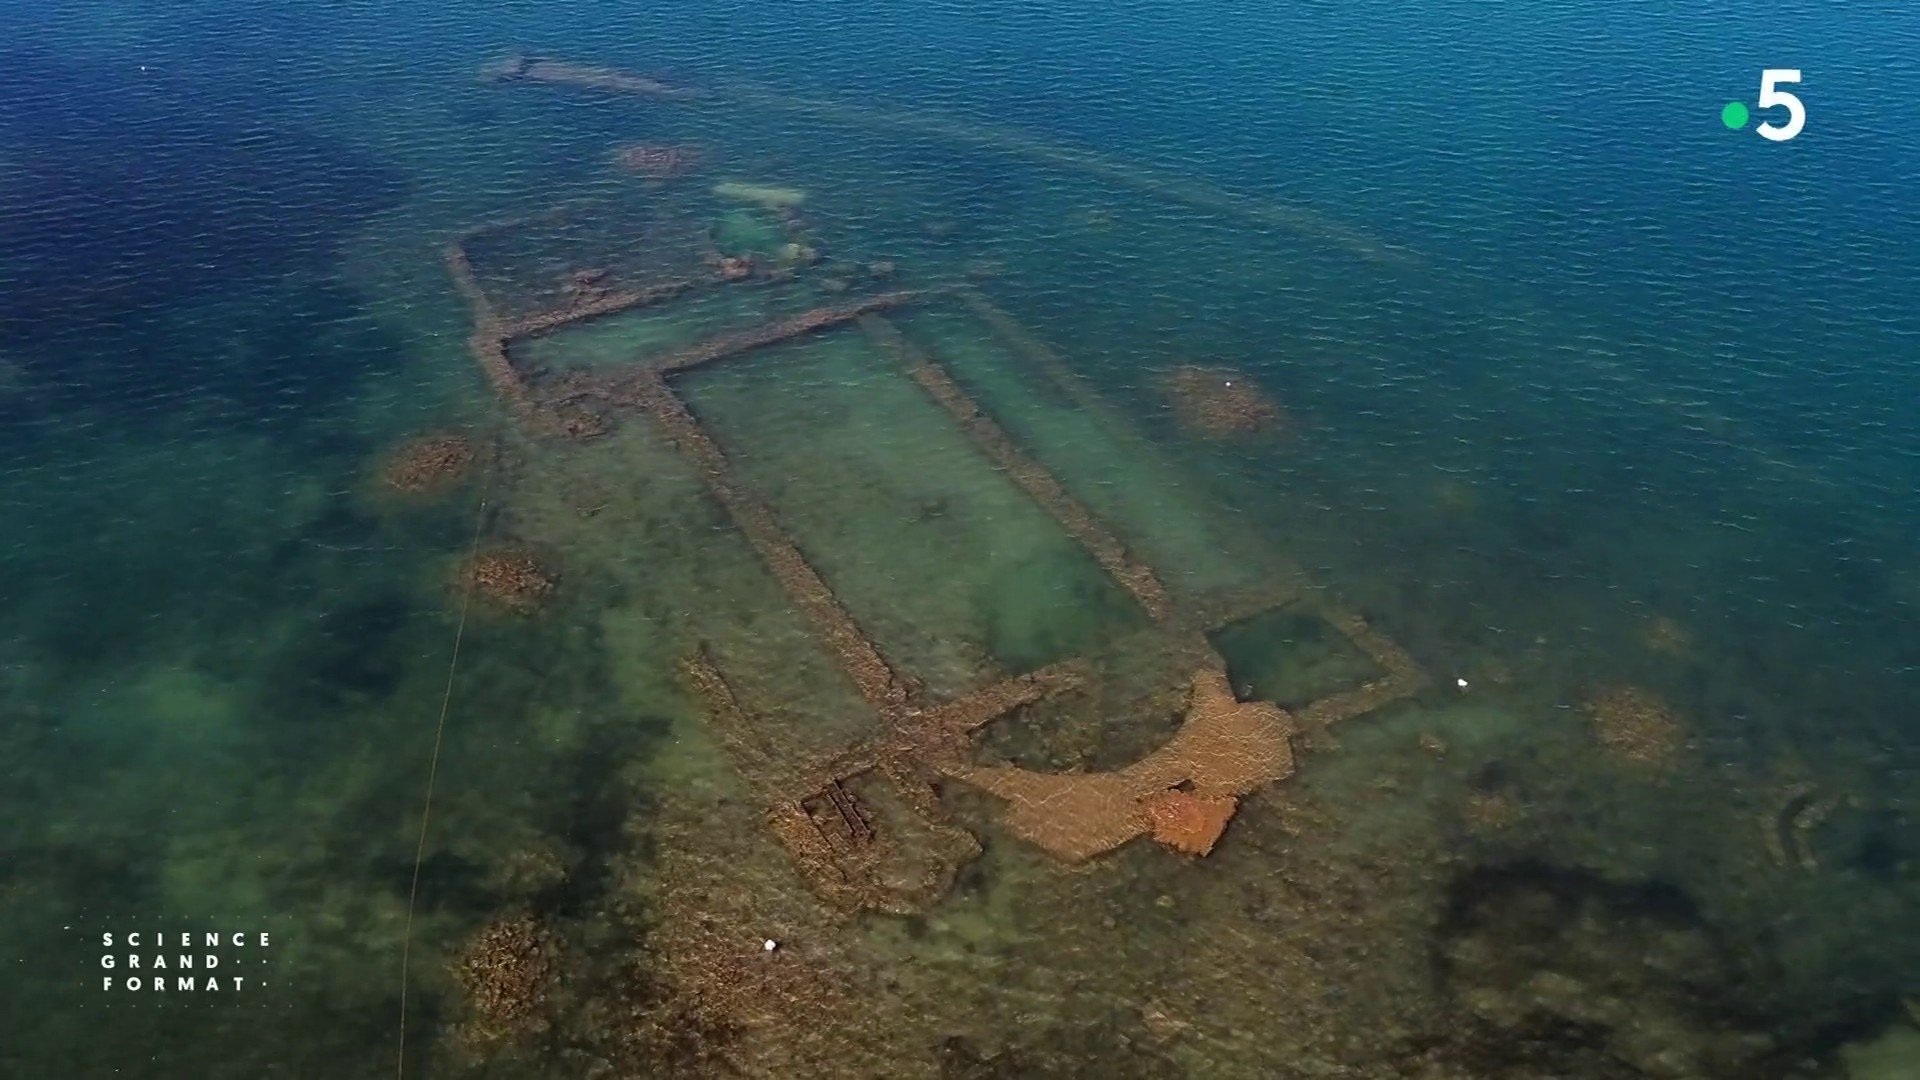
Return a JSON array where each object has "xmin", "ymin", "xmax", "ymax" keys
[{"xmin": 3, "ymin": 2, "xmax": 1919, "ymax": 1077}]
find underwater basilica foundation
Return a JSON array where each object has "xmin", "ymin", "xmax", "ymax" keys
[
  {"xmin": 441, "ymin": 178, "xmax": 1428, "ymax": 913},
  {"xmin": 359, "ymin": 57, "xmax": 1920, "ymax": 1079}
]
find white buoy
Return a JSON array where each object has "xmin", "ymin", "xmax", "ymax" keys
[{"xmin": 1456, "ymin": 677, "xmax": 1469, "ymax": 689}]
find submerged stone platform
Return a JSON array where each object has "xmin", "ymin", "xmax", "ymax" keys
[{"xmin": 445, "ymin": 193, "xmax": 1429, "ymax": 914}]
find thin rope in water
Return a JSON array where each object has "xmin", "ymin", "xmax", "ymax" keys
[{"xmin": 396, "ymin": 447, "xmax": 495, "ymax": 1079}]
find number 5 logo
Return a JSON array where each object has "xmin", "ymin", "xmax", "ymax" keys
[{"xmin": 1757, "ymin": 69, "xmax": 1805, "ymax": 142}]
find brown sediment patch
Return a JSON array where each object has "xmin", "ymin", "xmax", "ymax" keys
[
  {"xmin": 450, "ymin": 915, "xmax": 556, "ymax": 1048},
  {"xmin": 947, "ymin": 667, "xmax": 1295, "ymax": 862},
  {"xmin": 1160, "ymin": 364, "xmax": 1283, "ymax": 439},
  {"xmin": 1584, "ymin": 684, "xmax": 1684, "ymax": 768},
  {"xmin": 613, "ymin": 142, "xmax": 704, "ymax": 179},
  {"xmin": 379, "ymin": 433, "xmax": 476, "ymax": 494},
  {"xmin": 464, "ymin": 548, "xmax": 556, "ymax": 613}
]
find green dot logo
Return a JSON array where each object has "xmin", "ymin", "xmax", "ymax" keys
[{"xmin": 1721, "ymin": 101, "xmax": 1750, "ymax": 130}]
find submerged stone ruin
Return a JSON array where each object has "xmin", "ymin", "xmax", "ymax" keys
[
  {"xmin": 1584, "ymin": 683, "xmax": 1686, "ymax": 769},
  {"xmin": 443, "ymin": 176, "xmax": 1429, "ymax": 916},
  {"xmin": 380, "ymin": 432, "xmax": 477, "ymax": 494},
  {"xmin": 463, "ymin": 548, "xmax": 556, "ymax": 613},
  {"xmin": 383, "ymin": 56, "xmax": 1916, "ymax": 1080},
  {"xmin": 479, "ymin": 55, "xmax": 704, "ymax": 101},
  {"xmin": 449, "ymin": 914, "xmax": 558, "ymax": 1050},
  {"xmin": 444, "ymin": 196, "xmax": 889, "ymax": 440},
  {"xmin": 1160, "ymin": 363, "xmax": 1285, "ymax": 439}
]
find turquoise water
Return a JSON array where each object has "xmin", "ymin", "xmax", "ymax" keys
[{"xmin": 4, "ymin": 2, "xmax": 1919, "ymax": 1076}]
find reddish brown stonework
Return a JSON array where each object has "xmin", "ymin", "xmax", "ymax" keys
[
  {"xmin": 1139, "ymin": 789, "xmax": 1239, "ymax": 857},
  {"xmin": 440, "ymin": 201, "xmax": 1430, "ymax": 911}
]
